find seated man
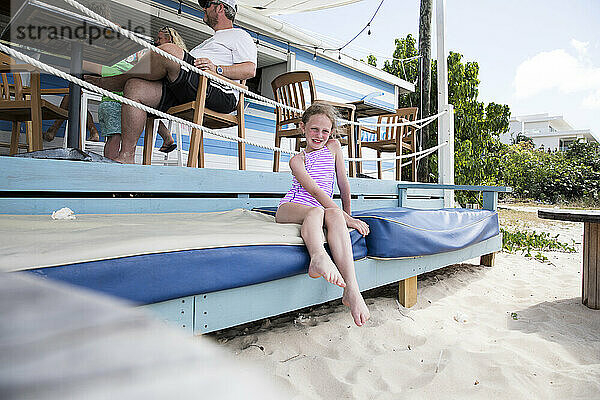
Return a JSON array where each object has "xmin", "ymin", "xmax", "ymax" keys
[{"xmin": 86, "ymin": 0, "xmax": 256, "ymax": 163}]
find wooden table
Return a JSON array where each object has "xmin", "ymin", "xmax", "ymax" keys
[
  {"xmin": 538, "ymin": 209, "xmax": 600, "ymax": 309},
  {"xmin": 2, "ymin": 0, "xmax": 148, "ymax": 149},
  {"xmin": 349, "ymin": 99, "xmax": 396, "ymax": 175}
]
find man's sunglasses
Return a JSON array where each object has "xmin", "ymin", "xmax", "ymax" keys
[{"xmin": 198, "ymin": 1, "xmax": 220, "ymax": 9}]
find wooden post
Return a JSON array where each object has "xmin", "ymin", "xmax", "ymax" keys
[
  {"xmin": 398, "ymin": 275, "xmax": 417, "ymax": 307},
  {"xmin": 142, "ymin": 118, "xmax": 155, "ymax": 165},
  {"xmin": 583, "ymin": 222, "xmax": 599, "ymax": 309},
  {"xmin": 480, "ymin": 252, "xmax": 495, "ymax": 267}
]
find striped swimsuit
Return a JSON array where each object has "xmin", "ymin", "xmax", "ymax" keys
[{"xmin": 279, "ymin": 146, "xmax": 336, "ymax": 208}]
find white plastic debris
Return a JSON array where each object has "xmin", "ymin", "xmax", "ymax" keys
[
  {"xmin": 453, "ymin": 311, "xmax": 468, "ymax": 323},
  {"xmin": 51, "ymin": 207, "xmax": 76, "ymax": 220}
]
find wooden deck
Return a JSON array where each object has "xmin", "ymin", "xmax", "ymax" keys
[{"xmin": 0, "ymin": 155, "xmax": 510, "ymax": 334}]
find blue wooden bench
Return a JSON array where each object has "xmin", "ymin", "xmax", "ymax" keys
[{"xmin": 0, "ymin": 156, "xmax": 510, "ymax": 334}]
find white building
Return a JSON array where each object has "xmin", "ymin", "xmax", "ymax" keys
[{"xmin": 502, "ymin": 113, "xmax": 597, "ymax": 151}]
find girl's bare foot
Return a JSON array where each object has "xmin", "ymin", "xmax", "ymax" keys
[
  {"xmin": 308, "ymin": 252, "xmax": 346, "ymax": 288},
  {"xmin": 342, "ymin": 287, "xmax": 370, "ymax": 326}
]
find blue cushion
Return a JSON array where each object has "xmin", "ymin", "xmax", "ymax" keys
[
  {"xmin": 28, "ymin": 224, "xmax": 367, "ymax": 305},
  {"xmin": 353, "ymin": 207, "xmax": 499, "ymax": 258}
]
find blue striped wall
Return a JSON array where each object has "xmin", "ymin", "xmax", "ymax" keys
[{"xmin": 3, "ymin": 1, "xmax": 400, "ymax": 173}]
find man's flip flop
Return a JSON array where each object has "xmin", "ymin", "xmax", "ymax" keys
[{"xmin": 159, "ymin": 143, "xmax": 177, "ymax": 153}]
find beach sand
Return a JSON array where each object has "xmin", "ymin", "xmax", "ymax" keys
[{"xmin": 208, "ymin": 206, "xmax": 600, "ymax": 399}]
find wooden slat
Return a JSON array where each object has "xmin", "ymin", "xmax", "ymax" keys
[
  {"xmin": 192, "ymin": 235, "xmax": 502, "ymax": 333},
  {"xmin": 0, "ymin": 157, "xmax": 405, "ymax": 195}
]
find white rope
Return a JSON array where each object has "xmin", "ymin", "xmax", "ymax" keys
[
  {"xmin": 0, "ymin": 43, "xmax": 298, "ymax": 155},
  {"xmin": 61, "ymin": 0, "xmax": 448, "ymax": 130},
  {"xmin": 360, "ymin": 142, "xmax": 443, "ymax": 176},
  {"xmin": 345, "ymin": 141, "xmax": 448, "ymax": 162},
  {"xmin": 1, "ymin": 42, "xmax": 451, "ymax": 164}
]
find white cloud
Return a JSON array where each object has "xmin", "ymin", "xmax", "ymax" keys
[
  {"xmin": 571, "ymin": 39, "xmax": 589, "ymax": 57},
  {"xmin": 582, "ymin": 89, "xmax": 600, "ymax": 109},
  {"xmin": 513, "ymin": 40, "xmax": 600, "ymax": 109}
]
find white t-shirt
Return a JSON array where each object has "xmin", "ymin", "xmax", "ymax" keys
[{"xmin": 189, "ymin": 28, "xmax": 257, "ymax": 96}]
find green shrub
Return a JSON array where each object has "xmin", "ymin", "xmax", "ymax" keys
[{"xmin": 499, "ymin": 140, "xmax": 600, "ymax": 205}]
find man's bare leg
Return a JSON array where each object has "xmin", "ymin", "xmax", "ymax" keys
[
  {"xmin": 104, "ymin": 134, "xmax": 121, "ymax": 160},
  {"xmin": 323, "ymin": 207, "xmax": 370, "ymax": 326},
  {"xmin": 84, "ymin": 43, "xmax": 184, "ymax": 92},
  {"xmin": 113, "ymin": 78, "xmax": 163, "ymax": 164}
]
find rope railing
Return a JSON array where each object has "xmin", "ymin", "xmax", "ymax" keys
[
  {"xmin": 61, "ymin": 0, "xmax": 447, "ymax": 129},
  {"xmin": 1, "ymin": 42, "xmax": 449, "ymax": 163},
  {"xmin": 0, "ymin": 0, "xmax": 452, "ymax": 165}
]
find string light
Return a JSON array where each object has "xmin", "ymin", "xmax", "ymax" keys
[
  {"xmin": 178, "ymin": 0, "xmax": 182, "ymax": 15},
  {"xmin": 367, "ymin": 23, "xmax": 371, "ymax": 35},
  {"xmin": 313, "ymin": 48, "xmax": 317, "ymax": 61}
]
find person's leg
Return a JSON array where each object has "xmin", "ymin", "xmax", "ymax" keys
[
  {"xmin": 323, "ymin": 207, "xmax": 370, "ymax": 326},
  {"xmin": 86, "ymin": 111, "xmax": 99, "ymax": 141},
  {"xmin": 85, "ymin": 43, "xmax": 185, "ymax": 92},
  {"xmin": 157, "ymin": 121, "xmax": 175, "ymax": 150},
  {"xmin": 276, "ymin": 203, "xmax": 345, "ymax": 288},
  {"xmin": 98, "ymin": 101, "xmax": 123, "ymax": 160},
  {"xmin": 104, "ymin": 134, "xmax": 121, "ymax": 159},
  {"xmin": 43, "ymin": 94, "xmax": 69, "ymax": 141},
  {"xmin": 113, "ymin": 78, "xmax": 163, "ymax": 164}
]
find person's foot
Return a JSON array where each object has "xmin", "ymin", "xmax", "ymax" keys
[
  {"xmin": 112, "ymin": 151, "xmax": 135, "ymax": 164},
  {"xmin": 308, "ymin": 252, "xmax": 346, "ymax": 288},
  {"xmin": 159, "ymin": 135, "xmax": 176, "ymax": 153},
  {"xmin": 88, "ymin": 125, "xmax": 100, "ymax": 142},
  {"xmin": 342, "ymin": 287, "xmax": 370, "ymax": 326},
  {"xmin": 43, "ymin": 127, "xmax": 58, "ymax": 142}
]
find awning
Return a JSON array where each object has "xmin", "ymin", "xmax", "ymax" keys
[{"xmin": 237, "ymin": 0, "xmax": 364, "ymax": 16}]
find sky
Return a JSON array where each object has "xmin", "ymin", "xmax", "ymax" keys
[{"xmin": 275, "ymin": 0, "xmax": 600, "ymax": 141}]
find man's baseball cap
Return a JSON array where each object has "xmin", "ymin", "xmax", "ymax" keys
[{"xmin": 198, "ymin": 0, "xmax": 237, "ymax": 11}]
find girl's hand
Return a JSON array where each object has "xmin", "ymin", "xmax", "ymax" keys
[{"xmin": 347, "ymin": 217, "xmax": 370, "ymax": 237}]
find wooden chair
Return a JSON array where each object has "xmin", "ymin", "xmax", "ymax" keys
[
  {"xmin": 144, "ymin": 71, "xmax": 247, "ymax": 169},
  {"xmin": 270, "ymin": 71, "xmax": 357, "ymax": 176},
  {"xmin": 357, "ymin": 107, "xmax": 418, "ymax": 181},
  {"xmin": 0, "ymin": 53, "xmax": 68, "ymax": 155}
]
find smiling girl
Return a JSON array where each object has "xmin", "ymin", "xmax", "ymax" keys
[{"xmin": 276, "ymin": 102, "xmax": 371, "ymax": 326}]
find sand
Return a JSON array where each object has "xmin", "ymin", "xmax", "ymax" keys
[{"xmin": 208, "ymin": 206, "xmax": 600, "ymax": 399}]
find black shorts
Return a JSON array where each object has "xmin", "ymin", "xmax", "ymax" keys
[{"xmin": 157, "ymin": 51, "xmax": 237, "ymax": 114}]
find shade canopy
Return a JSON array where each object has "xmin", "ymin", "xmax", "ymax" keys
[{"xmin": 237, "ymin": 0, "xmax": 363, "ymax": 16}]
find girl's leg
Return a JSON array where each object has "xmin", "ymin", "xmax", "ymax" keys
[
  {"xmin": 276, "ymin": 203, "xmax": 345, "ymax": 288},
  {"xmin": 323, "ymin": 207, "xmax": 370, "ymax": 326}
]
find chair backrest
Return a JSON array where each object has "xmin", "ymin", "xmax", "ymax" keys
[
  {"xmin": 271, "ymin": 71, "xmax": 317, "ymax": 125},
  {"xmin": 378, "ymin": 107, "xmax": 418, "ymax": 140},
  {"xmin": 0, "ymin": 52, "xmax": 30, "ymax": 101},
  {"xmin": 0, "ymin": 53, "xmax": 25, "ymax": 102}
]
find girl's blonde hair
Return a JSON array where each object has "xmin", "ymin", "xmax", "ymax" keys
[
  {"xmin": 158, "ymin": 26, "xmax": 188, "ymax": 52},
  {"xmin": 302, "ymin": 102, "xmax": 340, "ymax": 138}
]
